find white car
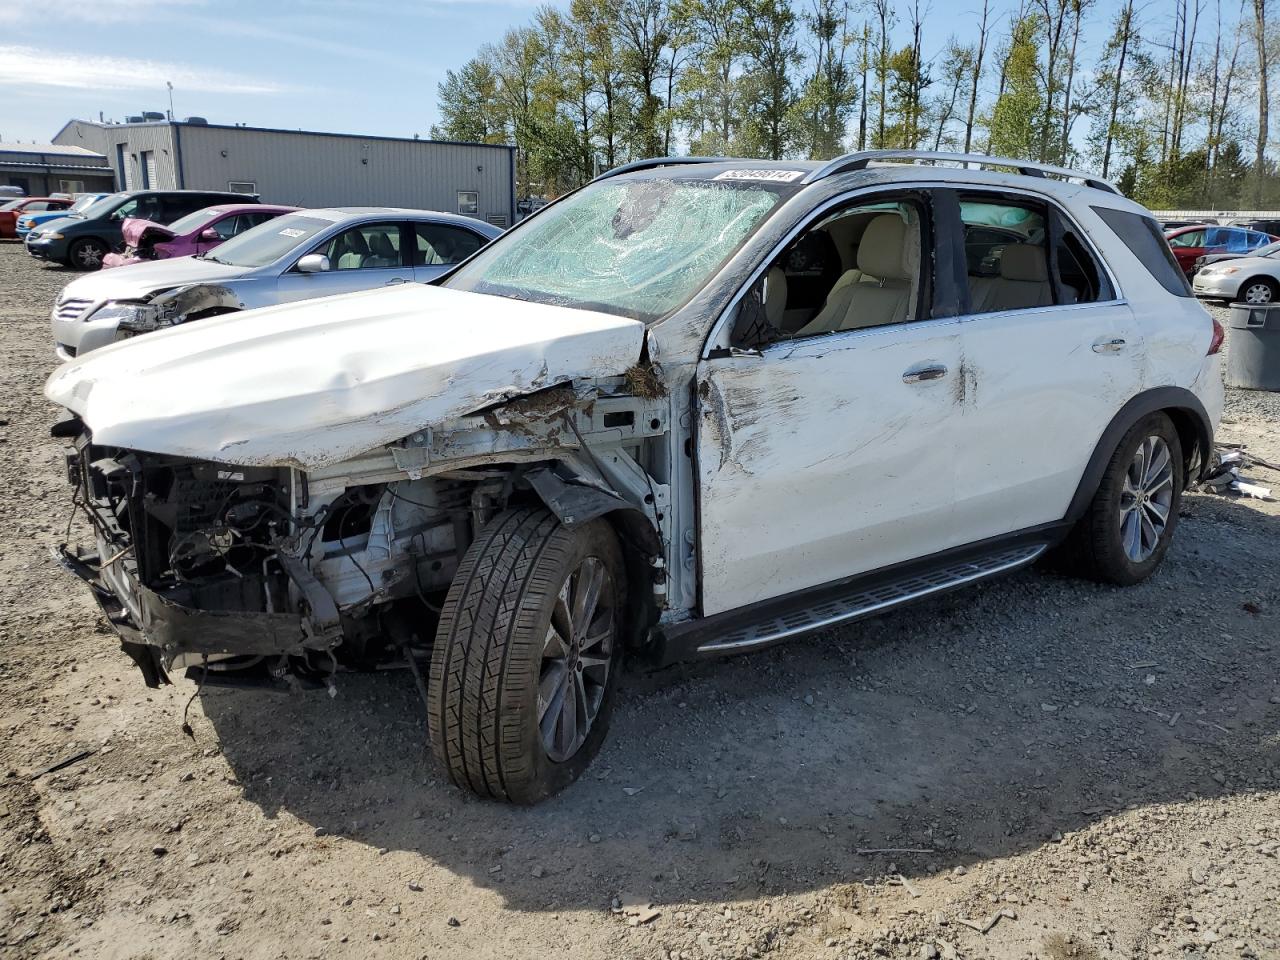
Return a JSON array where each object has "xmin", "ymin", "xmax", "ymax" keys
[
  {"xmin": 48, "ymin": 151, "xmax": 1223, "ymax": 803},
  {"xmin": 49, "ymin": 207, "xmax": 502, "ymax": 359},
  {"xmin": 1192, "ymin": 245, "xmax": 1280, "ymax": 304}
]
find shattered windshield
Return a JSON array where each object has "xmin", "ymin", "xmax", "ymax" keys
[{"xmin": 444, "ymin": 178, "xmax": 789, "ymax": 322}]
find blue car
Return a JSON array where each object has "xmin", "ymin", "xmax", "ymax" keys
[{"xmin": 16, "ymin": 193, "xmax": 110, "ymax": 239}]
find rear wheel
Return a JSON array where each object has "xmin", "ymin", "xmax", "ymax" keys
[
  {"xmin": 1057, "ymin": 413, "xmax": 1184, "ymax": 586},
  {"xmin": 68, "ymin": 238, "xmax": 108, "ymax": 270},
  {"xmin": 1240, "ymin": 277, "xmax": 1278, "ymax": 305},
  {"xmin": 428, "ymin": 507, "xmax": 624, "ymax": 803}
]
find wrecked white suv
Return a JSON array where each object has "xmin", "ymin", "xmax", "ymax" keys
[{"xmin": 48, "ymin": 151, "xmax": 1224, "ymax": 803}]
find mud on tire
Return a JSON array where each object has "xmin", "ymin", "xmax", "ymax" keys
[{"xmin": 427, "ymin": 507, "xmax": 624, "ymax": 804}]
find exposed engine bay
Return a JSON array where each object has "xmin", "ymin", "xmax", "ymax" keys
[{"xmin": 55, "ymin": 385, "xmax": 674, "ymax": 690}]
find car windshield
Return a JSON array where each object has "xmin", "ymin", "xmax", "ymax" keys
[
  {"xmin": 81, "ymin": 193, "xmax": 128, "ymax": 219},
  {"xmin": 444, "ymin": 177, "xmax": 791, "ymax": 322},
  {"xmin": 166, "ymin": 207, "xmax": 225, "ymax": 235},
  {"xmin": 65, "ymin": 195, "xmax": 102, "ymax": 216},
  {"xmin": 0, "ymin": 200, "xmax": 23, "ymax": 211},
  {"xmin": 1255, "ymin": 241, "xmax": 1280, "ymax": 258},
  {"xmin": 200, "ymin": 214, "xmax": 333, "ymax": 267}
]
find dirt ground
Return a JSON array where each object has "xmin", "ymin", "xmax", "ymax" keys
[{"xmin": 1, "ymin": 240, "xmax": 1278, "ymax": 960}]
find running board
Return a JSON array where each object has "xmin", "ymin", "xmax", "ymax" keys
[{"xmin": 660, "ymin": 542, "xmax": 1048, "ymax": 662}]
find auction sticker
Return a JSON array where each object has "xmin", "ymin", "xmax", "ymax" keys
[
  {"xmin": 278, "ymin": 228, "xmax": 307, "ymax": 238},
  {"xmin": 713, "ymin": 169, "xmax": 805, "ymax": 183}
]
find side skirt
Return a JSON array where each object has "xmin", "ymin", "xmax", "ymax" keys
[{"xmin": 653, "ymin": 524, "xmax": 1067, "ymax": 665}]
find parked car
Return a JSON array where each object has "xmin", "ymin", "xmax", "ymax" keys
[
  {"xmin": 1164, "ymin": 223, "xmax": 1277, "ymax": 276},
  {"xmin": 50, "ymin": 207, "xmax": 501, "ymax": 358},
  {"xmin": 0, "ymin": 185, "xmax": 24, "ymax": 200},
  {"xmin": 0, "ymin": 196, "xmax": 73, "ymax": 239},
  {"xmin": 1192, "ymin": 239, "xmax": 1280, "ymax": 275},
  {"xmin": 1226, "ymin": 217, "xmax": 1280, "ymax": 236},
  {"xmin": 15, "ymin": 192, "xmax": 110, "ymax": 239},
  {"xmin": 1156, "ymin": 218, "xmax": 1212, "ymax": 231},
  {"xmin": 1191, "ymin": 245, "xmax": 1280, "ymax": 303},
  {"xmin": 25, "ymin": 189, "xmax": 259, "ymax": 270},
  {"xmin": 47, "ymin": 151, "xmax": 1223, "ymax": 803},
  {"xmin": 101, "ymin": 203, "xmax": 298, "ymax": 268}
]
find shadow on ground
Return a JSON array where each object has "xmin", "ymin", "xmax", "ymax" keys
[{"xmin": 201, "ymin": 494, "xmax": 1280, "ymax": 912}]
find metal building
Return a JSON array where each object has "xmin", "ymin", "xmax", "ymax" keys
[
  {"xmin": 53, "ymin": 118, "xmax": 518, "ymax": 227},
  {"xmin": 0, "ymin": 142, "xmax": 116, "ymax": 197}
]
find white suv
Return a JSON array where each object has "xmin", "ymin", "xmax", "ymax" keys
[{"xmin": 47, "ymin": 151, "xmax": 1224, "ymax": 803}]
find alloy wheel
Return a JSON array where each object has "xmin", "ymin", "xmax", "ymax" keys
[
  {"xmin": 537, "ymin": 556, "xmax": 615, "ymax": 763},
  {"xmin": 74, "ymin": 243, "xmax": 104, "ymax": 268},
  {"xmin": 1118, "ymin": 435, "xmax": 1175, "ymax": 563}
]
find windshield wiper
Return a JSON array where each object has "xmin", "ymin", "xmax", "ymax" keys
[{"xmin": 199, "ymin": 254, "xmax": 227, "ymax": 264}]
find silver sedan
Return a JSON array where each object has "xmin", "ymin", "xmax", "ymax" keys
[
  {"xmin": 1192, "ymin": 245, "xmax": 1280, "ymax": 304},
  {"xmin": 51, "ymin": 207, "xmax": 503, "ymax": 359}
]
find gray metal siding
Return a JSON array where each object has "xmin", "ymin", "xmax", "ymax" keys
[
  {"xmin": 176, "ymin": 126, "xmax": 514, "ymax": 221},
  {"xmin": 84, "ymin": 125, "xmax": 180, "ymax": 191}
]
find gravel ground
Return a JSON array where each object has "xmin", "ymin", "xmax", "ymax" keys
[{"xmin": 1, "ymin": 241, "xmax": 1278, "ymax": 960}]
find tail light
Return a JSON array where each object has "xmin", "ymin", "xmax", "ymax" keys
[{"xmin": 1207, "ymin": 314, "xmax": 1224, "ymax": 355}]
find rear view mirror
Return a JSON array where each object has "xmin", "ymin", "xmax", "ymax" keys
[{"xmin": 296, "ymin": 253, "xmax": 330, "ymax": 273}]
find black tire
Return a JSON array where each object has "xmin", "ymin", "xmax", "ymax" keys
[
  {"xmin": 428, "ymin": 507, "xmax": 625, "ymax": 804},
  {"xmin": 1056, "ymin": 412, "xmax": 1184, "ymax": 586},
  {"xmin": 1238, "ymin": 276, "xmax": 1278, "ymax": 305},
  {"xmin": 68, "ymin": 238, "xmax": 108, "ymax": 271}
]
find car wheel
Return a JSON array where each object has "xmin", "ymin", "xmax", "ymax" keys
[
  {"xmin": 68, "ymin": 238, "xmax": 108, "ymax": 270},
  {"xmin": 1240, "ymin": 278, "xmax": 1278, "ymax": 304},
  {"xmin": 428, "ymin": 507, "xmax": 624, "ymax": 803},
  {"xmin": 1057, "ymin": 413, "xmax": 1184, "ymax": 586}
]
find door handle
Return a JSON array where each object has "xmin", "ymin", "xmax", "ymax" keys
[
  {"xmin": 1092, "ymin": 337, "xmax": 1126, "ymax": 354},
  {"xmin": 902, "ymin": 363, "xmax": 948, "ymax": 384},
  {"xmin": 385, "ymin": 277, "xmax": 409, "ymax": 286}
]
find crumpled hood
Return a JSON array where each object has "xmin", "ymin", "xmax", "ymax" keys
[
  {"xmin": 120, "ymin": 217, "xmax": 175, "ymax": 247},
  {"xmin": 57, "ymin": 254, "xmax": 245, "ymax": 304},
  {"xmin": 45, "ymin": 283, "xmax": 645, "ymax": 470}
]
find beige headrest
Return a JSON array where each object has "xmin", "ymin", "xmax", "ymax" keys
[
  {"xmin": 856, "ymin": 214, "xmax": 913, "ymax": 281},
  {"xmin": 1000, "ymin": 243, "xmax": 1049, "ymax": 282},
  {"xmin": 764, "ymin": 266, "xmax": 787, "ymax": 326}
]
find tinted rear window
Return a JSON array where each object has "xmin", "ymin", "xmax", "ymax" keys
[{"xmin": 1092, "ymin": 206, "xmax": 1193, "ymax": 297}]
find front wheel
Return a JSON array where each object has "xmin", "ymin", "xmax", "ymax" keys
[
  {"xmin": 68, "ymin": 238, "xmax": 108, "ymax": 270},
  {"xmin": 428, "ymin": 507, "xmax": 624, "ymax": 803},
  {"xmin": 1058, "ymin": 412, "xmax": 1184, "ymax": 586},
  {"xmin": 1240, "ymin": 277, "xmax": 1278, "ymax": 305}
]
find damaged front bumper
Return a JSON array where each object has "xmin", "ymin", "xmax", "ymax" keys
[{"xmin": 53, "ymin": 542, "xmax": 339, "ymax": 688}]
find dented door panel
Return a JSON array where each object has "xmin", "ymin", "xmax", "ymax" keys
[
  {"xmin": 950, "ymin": 300, "xmax": 1142, "ymax": 540},
  {"xmin": 694, "ymin": 321, "xmax": 963, "ymax": 616}
]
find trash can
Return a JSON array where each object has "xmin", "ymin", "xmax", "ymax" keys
[{"xmin": 1226, "ymin": 303, "xmax": 1280, "ymax": 391}]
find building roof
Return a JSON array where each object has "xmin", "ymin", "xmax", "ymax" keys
[
  {"xmin": 0, "ymin": 142, "xmax": 104, "ymax": 158},
  {"xmin": 53, "ymin": 118, "xmax": 514, "ymax": 154}
]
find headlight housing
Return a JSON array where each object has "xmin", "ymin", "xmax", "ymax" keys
[
  {"xmin": 40, "ymin": 231, "xmax": 63, "ymax": 240},
  {"xmin": 88, "ymin": 302, "xmax": 150, "ymax": 325}
]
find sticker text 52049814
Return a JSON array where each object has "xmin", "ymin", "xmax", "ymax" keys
[{"xmin": 712, "ymin": 169, "xmax": 805, "ymax": 183}]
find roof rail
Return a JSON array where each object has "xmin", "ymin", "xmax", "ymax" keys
[
  {"xmin": 804, "ymin": 150, "xmax": 1119, "ymax": 194},
  {"xmin": 591, "ymin": 156, "xmax": 728, "ymax": 182}
]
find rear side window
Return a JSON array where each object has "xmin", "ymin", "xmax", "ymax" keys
[{"xmin": 1092, "ymin": 206, "xmax": 1192, "ymax": 297}]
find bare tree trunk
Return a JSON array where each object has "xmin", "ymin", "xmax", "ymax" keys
[
  {"xmin": 1101, "ymin": 0, "xmax": 1134, "ymax": 179},
  {"xmin": 964, "ymin": 0, "xmax": 991, "ymax": 153},
  {"xmin": 1058, "ymin": 1, "xmax": 1085, "ymax": 164},
  {"xmin": 858, "ymin": 21, "xmax": 869, "ymax": 149},
  {"xmin": 1255, "ymin": 0, "xmax": 1269, "ymax": 206}
]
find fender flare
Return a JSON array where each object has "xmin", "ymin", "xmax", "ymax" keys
[{"xmin": 1065, "ymin": 386, "xmax": 1213, "ymax": 523}]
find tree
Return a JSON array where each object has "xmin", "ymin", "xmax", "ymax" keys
[
  {"xmin": 738, "ymin": 0, "xmax": 803, "ymax": 157},
  {"xmin": 932, "ymin": 36, "xmax": 975, "ymax": 150},
  {"xmin": 432, "ymin": 59, "xmax": 507, "ymax": 144},
  {"xmin": 963, "ymin": 0, "xmax": 992, "ymax": 152},
  {"xmin": 616, "ymin": 0, "xmax": 669, "ymax": 158},
  {"xmin": 792, "ymin": 0, "xmax": 857, "ymax": 159},
  {"xmin": 673, "ymin": 0, "xmax": 745, "ymax": 153},
  {"xmin": 1253, "ymin": 0, "xmax": 1270, "ymax": 205},
  {"xmin": 988, "ymin": 13, "xmax": 1044, "ymax": 159}
]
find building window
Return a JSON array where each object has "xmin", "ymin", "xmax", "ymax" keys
[
  {"xmin": 457, "ymin": 191, "xmax": 479, "ymax": 216},
  {"xmin": 228, "ymin": 180, "xmax": 257, "ymax": 194}
]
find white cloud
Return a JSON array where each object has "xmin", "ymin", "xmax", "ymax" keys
[
  {"xmin": 0, "ymin": 0, "xmax": 207, "ymax": 25},
  {"xmin": 0, "ymin": 46, "xmax": 290, "ymax": 95}
]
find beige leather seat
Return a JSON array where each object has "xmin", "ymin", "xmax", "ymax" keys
[
  {"xmin": 795, "ymin": 214, "xmax": 917, "ymax": 336},
  {"xmin": 969, "ymin": 243, "xmax": 1063, "ymax": 312},
  {"xmin": 763, "ymin": 266, "xmax": 788, "ymax": 328}
]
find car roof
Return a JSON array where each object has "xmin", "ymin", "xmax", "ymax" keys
[
  {"xmin": 200, "ymin": 203, "xmax": 298, "ymax": 216},
  {"xmin": 299, "ymin": 207, "xmax": 502, "ymax": 231},
  {"xmin": 601, "ymin": 153, "xmax": 1135, "ymax": 209}
]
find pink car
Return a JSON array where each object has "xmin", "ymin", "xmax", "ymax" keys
[{"xmin": 102, "ymin": 203, "xmax": 298, "ymax": 268}]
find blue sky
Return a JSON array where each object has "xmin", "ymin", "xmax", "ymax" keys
[{"xmin": 1, "ymin": 0, "xmax": 1186, "ymax": 146}]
